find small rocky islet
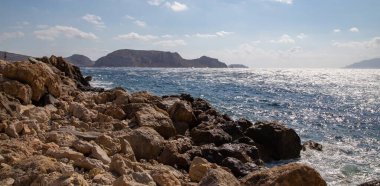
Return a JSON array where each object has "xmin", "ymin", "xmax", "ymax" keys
[{"xmin": 0, "ymin": 56, "xmax": 327, "ymax": 185}]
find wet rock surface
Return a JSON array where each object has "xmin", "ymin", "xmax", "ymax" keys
[{"xmin": 0, "ymin": 57, "xmax": 326, "ymax": 185}]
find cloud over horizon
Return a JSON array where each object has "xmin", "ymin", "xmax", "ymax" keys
[
  {"xmin": 165, "ymin": 1, "xmax": 188, "ymax": 12},
  {"xmin": 154, "ymin": 39, "xmax": 187, "ymax": 47},
  {"xmin": 0, "ymin": 31, "xmax": 24, "ymax": 41},
  {"xmin": 273, "ymin": 0, "xmax": 293, "ymax": 5},
  {"xmin": 114, "ymin": 32, "xmax": 158, "ymax": 41},
  {"xmin": 332, "ymin": 37, "xmax": 380, "ymax": 48},
  {"xmin": 270, "ymin": 34, "xmax": 296, "ymax": 44},
  {"xmin": 82, "ymin": 14, "xmax": 105, "ymax": 29},
  {"xmin": 34, "ymin": 26, "xmax": 98, "ymax": 40}
]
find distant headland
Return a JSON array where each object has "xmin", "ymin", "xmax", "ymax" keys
[
  {"xmin": 1, "ymin": 49, "xmax": 227, "ymax": 68},
  {"xmin": 95, "ymin": 49, "xmax": 227, "ymax": 68},
  {"xmin": 345, "ymin": 58, "xmax": 380, "ymax": 69},
  {"xmin": 228, "ymin": 64, "xmax": 249, "ymax": 68}
]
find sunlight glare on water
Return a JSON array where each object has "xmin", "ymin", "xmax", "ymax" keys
[{"xmin": 84, "ymin": 67, "xmax": 380, "ymax": 185}]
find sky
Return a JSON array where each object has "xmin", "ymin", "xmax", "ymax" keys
[{"xmin": 0, "ymin": 0, "xmax": 379, "ymax": 68}]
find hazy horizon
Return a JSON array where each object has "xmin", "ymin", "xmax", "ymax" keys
[{"xmin": 1, "ymin": 0, "xmax": 379, "ymax": 68}]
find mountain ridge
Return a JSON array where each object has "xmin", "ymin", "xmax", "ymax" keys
[
  {"xmin": 94, "ymin": 49, "xmax": 227, "ymax": 68},
  {"xmin": 0, "ymin": 51, "xmax": 30, "ymax": 61},
  {"xmin": 0, "ymin": 50, "xmax": 227, "ymax": 68},
  {"xmin": 345, "ymin": 58, "xmax": 380, "ymax": 69}
]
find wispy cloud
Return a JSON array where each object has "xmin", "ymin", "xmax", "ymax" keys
[
  {"xmin": 0, "ymin": 31, "xmax": 25, "ymax": 41},
  {"xmin": 349, "ymin": 27, "xmax": 359, "ymax": 33},
  {"xmin": 270, "ymin": 34, "xmax": 295, "ymax": 44},
  {"xmin": 195, "ymin": 31, "xmax": 233, "ymax": 38},
  {"xmin": 165, "ymin": 1, "xmax": 188, "ymax": 12},
  {"xmin": 333, "ymin": 29, "xmax": 341, "ymax": 33},
  {"xmin": 332, "ymin": 37, "xmax": 380, "ymax": 48},
  {"xmin": 147, "ymin": 0, "xmax": 165, "ymax": 6},
  {"xmin": 273, "ymin": 0, "xmax": 293, "ymax": 5},
  {"xmin": 154, "ymin": 39, "xmax": 187, "ymax": 47},
  {"xmin": 114, "ymin": 32, "xmax": 158, "ymax": 41},
  {"xmin": 134, "ymin": 20, "xmax": 147, "ymax": 27},
  {"xmin": 36, "ymin": 25, "xmax": 49, "ymax": 29},
  {"xmin": 195, "ymin": 33, "xmax": 218, "ymax": 38},
  {"xmin": 296, "ymin": 33, "xmax": 307, "ymax": 39},
  {"xmin": 34, "ymin": 25, "xmax": 98, "ymax": 40},
  {"xmin": 216, "ymin": 31, "xmax": 234, "ymax": 37},
  {"xmin": 148, "ymin": 0, "xmax": 188, "ymax": 12},
  {"xmin": 125, "ymin": 15, "xmax": 147, "ymax": 27},
  {"xmin": 82, "ymin": 14, "xmax": 105, "ymax": 29},
  {"xmin": 161, "ymin": 34, "xmax": 174, "ymax": 38}
]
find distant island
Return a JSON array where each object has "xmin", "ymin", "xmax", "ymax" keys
[
  {"xmin": 65, "ymin": 54, "xmax": 95, "ymax": 67},
  {"xmin": 0, "ymin": 51, "xmax": 30, "ymax": 61},
  {"xmin": 94, "ymin": 49, "xmax": 227, "ymax": 68},
  {"xmin": 345, "ymin": 58, "xmax": 380, "ymax": 69},
  {"xmin": 1, "ymin": 49, "xmax": 228, "ymax": 68},
  {"xmin": 228, "ymin": 64, "xmax": 249, "ymax": 68}
]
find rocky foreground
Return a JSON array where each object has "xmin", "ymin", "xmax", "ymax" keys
[{"xmin": 0, "ymin": 56, "xmax": 327, "ymax": 186}]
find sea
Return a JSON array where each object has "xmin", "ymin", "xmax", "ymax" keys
[{"xmin": 82, "ymin": 67, "xmax": 380, "ymax": 185}]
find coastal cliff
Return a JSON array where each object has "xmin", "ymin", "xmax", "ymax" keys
[
  {"xmin": 0, "ymin": 56, "xmax": 326, "ymax": 185},
  {"xmin": 94, "ymin": 49, "xmax": 228, "ymax": 68}
]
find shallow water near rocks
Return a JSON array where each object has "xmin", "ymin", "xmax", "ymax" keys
[{"xmin": 83, "ymin": 67, "xmax": 380, "ymax": 185}]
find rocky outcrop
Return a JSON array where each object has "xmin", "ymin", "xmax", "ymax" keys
[
  {"xmin": 241, "ymin": 163, "xmax": 327, "ymax": 186},
  {"xmin": 94, "ymin": 49, "xmax": 228, "ymax": 68},
  {"xmin": 0, "ymin": 60, "xmax": 61, "ymax": 102},
  {"xmin": 0, "ymin": 78, "xmax": 32, "ymax": 104},
  {"xmin": 199, "ymin": 167, "xmax": 240, "ymax": 186},
  {"xmin": 36, "ymin": 55, "xmax": 91, "ymax": 88},
  {"xmin": 244, "ymin": 121, "xmax": 302, "ymax": 162},
  {"xmin": 0, "ymin": 57, "xmax": 326, "ymax": 185}
]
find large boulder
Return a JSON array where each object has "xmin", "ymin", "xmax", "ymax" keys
[
  {"xmin": 157, "ymin": 137, "xmax": 192, "ymax": 169},
  {"xmin": 244, "ymin": 121, "xmax": 302, "ymax": 161},
  {"xmin": 69, "ymin": 102, "xmax": 95, "ymax": 122},
  {"xmin": 190, "ymin": 123, "xmax": 232, "ymax": 146},
  {"xmin": 90, "ymin": 144, "xmax": 111, "ymax": 164},
  {"xmin": 150, "ymin": 169, "xmax": 181, "ymax": 186},
  {"xmin": 220, "ymin": 157, "xmax": 259, "ymax": 178},
  {"xmin": 125, "ymin": 127, "xmax": 164, "ymax": 160},
  {"xmin": 241, "ymin": 163, "xmax": 326, "ymax": 186},
  {"xmin": 168, "ymin": 101, "xmax": 196, "ymax": 135},
  {"xmin": 95, "ymin": 134, "xmax": 122, "ymax": 156},
  {"xmin": 0, "ymin": 92, "xmax": 21, "ymax": 119},
  {"xmin": 0, "ymin": 61, "xmax": 61, "ymax": 102},
  {"xmin": 0, "ymin": 79, "xmax": 32, "ymax": 104},
  {"xmin": 199, "ymin": 167, "xmax": 240, "ymax": 186},
  {"xmin": 22, "ymin": 107, "xmax": 51, "ymax": 124},
  {"xmin": 134, "ymin": 105, "xmax": 176, "ymax": 139},
  {"xmin": 189, "ymin": 157, "xmax": 218, "ymax": 182}
]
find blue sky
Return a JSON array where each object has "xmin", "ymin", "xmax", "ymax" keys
[{"xmin": 0, "ymin": 0, "xmax": 379, "ymax": 68}]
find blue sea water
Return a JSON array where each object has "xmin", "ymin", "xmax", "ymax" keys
[{"xmin": 82, "ymin": 67, "xmax": 380, "ymax": 185}]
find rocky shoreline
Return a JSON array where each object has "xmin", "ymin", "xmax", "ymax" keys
[{"xmin": 0, "ymin": 56, "xmax": 327, "ymax": 185}]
